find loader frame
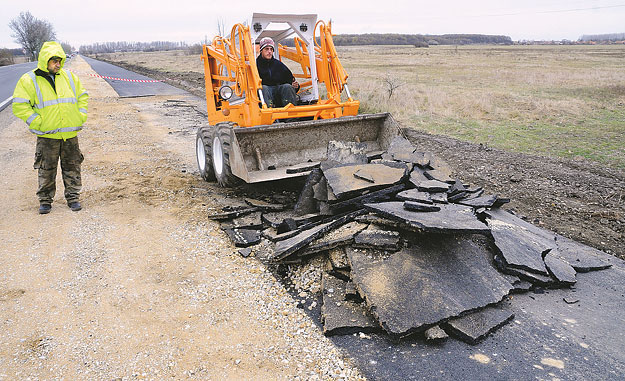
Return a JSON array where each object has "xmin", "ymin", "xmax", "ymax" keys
[
  {"xmin": 196, "ymin": 14, "xmax": 400, "ymax": 186},
  {"xmin": 201, "ymin": 13, "xmax": 359, "ymax": 127}
]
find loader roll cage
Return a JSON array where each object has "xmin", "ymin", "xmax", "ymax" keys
[{"xmin": 201, "ymin": 13, "xmax": 359, "ymax": 127}]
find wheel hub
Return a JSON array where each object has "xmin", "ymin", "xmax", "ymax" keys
[
  {"xmin": 196, "ymin": 136, "xmax": 206, "ymax": 172},
  {"xmin": 212, "ymin": 136, "xmax": 224, "ymax": 175}
]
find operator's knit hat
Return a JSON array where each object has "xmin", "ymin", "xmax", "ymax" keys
[{"xmin": 259, "ymin": 37, "xmax": 275, "ymax": 51}]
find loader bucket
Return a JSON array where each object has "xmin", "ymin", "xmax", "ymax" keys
[{"xmin": 227, "ymin": 113, "xmax": 401, "ymax": 183}]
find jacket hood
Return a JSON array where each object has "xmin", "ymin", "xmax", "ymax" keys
[{"xmin": 37, "ymin": 41, "xmax": 66, "ymax": 72}]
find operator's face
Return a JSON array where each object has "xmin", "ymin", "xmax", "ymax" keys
[
  {"xmin": 261, "ymin": 46, "xmax": 274, "ymax": 60},
  {"xmin": 47, "ymin": 57, "xmax": 61, "ymax": 74}
]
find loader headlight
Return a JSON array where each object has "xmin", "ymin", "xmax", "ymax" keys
[{"xmin": 219, "ymin": 85, "xmax": 233, "ymax": 100}]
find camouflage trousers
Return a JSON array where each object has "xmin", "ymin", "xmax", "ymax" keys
[{"xmin": 34, "ymin": 137, "xmax": 84, "ymax": 205}]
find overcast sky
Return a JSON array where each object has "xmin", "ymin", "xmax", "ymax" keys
[{"xmin": 2, "ymin": 0, "xmax": 625, "ymax": 49}]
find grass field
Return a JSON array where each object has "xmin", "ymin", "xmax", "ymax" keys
[
  {"xmin": 98, "ymin": 44, "xmax": 625, "ymax": 169},
  {"xmin": 343, "ymin": 45, "xmax": 625, "ymax": 169}
]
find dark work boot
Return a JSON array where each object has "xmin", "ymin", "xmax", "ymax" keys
[
  {"xmin": 39, "ymin": 204, "xmax": 51, "ymax": 214},
  {"xmin": 68, "ymin": 201, "xmax": 82, "ymax": 212}
]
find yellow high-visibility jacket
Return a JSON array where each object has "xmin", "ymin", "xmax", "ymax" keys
[{"xmin": 12, "ymin": 41, "xmax": 88, "ymax": 140}]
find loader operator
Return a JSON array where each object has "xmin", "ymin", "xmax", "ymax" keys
[
  {"xmin": 12, "ymin": 41, "xmax": 88, "ymax": 214},
  {"xmin": 256, "ymin": 37, "xmax": 300, "ymax": 108}
]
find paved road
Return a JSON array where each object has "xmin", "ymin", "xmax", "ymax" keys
[
  {"xmin": 1, "ymin": 56, "xmax": 187, "ymax": 111},
  {"xmin": 0, "ymin": 61, "xmax": 37, "ymax": 112},
  {"xmin": 81, "ymin": 56, "xmax": 187, "ymax": 98},
  {"xmin": 325, "ymin": 251, "xmax": 625, "ymax": 380}
]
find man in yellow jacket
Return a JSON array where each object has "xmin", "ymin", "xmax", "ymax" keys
[{"xmin": 12, "ymin": 41, "xmax": 88, "ymax": 214}]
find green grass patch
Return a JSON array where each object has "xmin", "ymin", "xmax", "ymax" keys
[{"xmin": 404, "ymin": 108, "xmax": 625, "ymax": 169}]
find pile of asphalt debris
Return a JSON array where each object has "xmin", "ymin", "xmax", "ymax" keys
[{"xmin": 207, "ymin": 136, "xmax": 613, "ymax": 344}]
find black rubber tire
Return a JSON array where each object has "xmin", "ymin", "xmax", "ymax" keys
[
  {"xmin": 196, "ymin": 126, "xmax": 215, "ymax": 181},
  {"xmin": 212, "ymin": 122, "xmax": 241, "ymax": 187}
]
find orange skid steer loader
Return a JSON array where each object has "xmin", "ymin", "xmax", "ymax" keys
[{"xmin": 196, "ymin": 13, "xmax": 399, "ymax": 186}]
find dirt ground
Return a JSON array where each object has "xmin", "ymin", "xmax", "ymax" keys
[
  {"xmin": 98, "ymin": 56, "xmax": 625, "ymax": 260},
  {"xmin": 0, "ymin": 57, "xmax": 362, "ymax": 379}
]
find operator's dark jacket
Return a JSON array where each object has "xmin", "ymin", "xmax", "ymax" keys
[{"xmin": 256, "ymin": 55, "xmax": 295, "ymax": 86}]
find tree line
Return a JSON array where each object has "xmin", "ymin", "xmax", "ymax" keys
[
  {"xmin": 78, "ymin": 41, "xmax": 193, "ymax": 54},
  {"xmin": 332, "ymin": 33, "xmax": 513, "ymax": 47},
  {"xmin": 579, "ymin": 33, "xmax": 625, "ymax": 42}
]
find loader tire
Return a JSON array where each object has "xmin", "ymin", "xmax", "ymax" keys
[
  {"xmin": 196, "ymin": 126, "xmax": 216, "ymax": 181},
  {"xmin": 212, "ymin": 122, "xmax": 241, "ymax": 187}
]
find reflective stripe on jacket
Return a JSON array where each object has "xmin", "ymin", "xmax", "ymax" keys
[{"xmin": 12, "ymin": 41, "xmax": 88, "ymax": 140}]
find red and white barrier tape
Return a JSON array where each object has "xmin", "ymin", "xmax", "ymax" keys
[{"xmin": 87, "ymin": 73, "xmax": 162, "ymax": 83}]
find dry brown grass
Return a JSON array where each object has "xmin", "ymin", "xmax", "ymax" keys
[
  {"xmin": 97, "ymin": 44, "xmax": 625, "ymax": 168},
  {"xmin": 342, "ymin": 45, "xmax": 625, "ymax": 167},
  {"xmin": 344, "ymin": 45, "xmax": 624, "ymax": 122}
]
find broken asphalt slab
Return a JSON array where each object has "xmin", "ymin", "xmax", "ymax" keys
[
  {"xmin": 328, "ymin": 184, "xmax": 406, "ymax": 213},
  {"xmin": 486, "ymin": 208, "xmax": 611, "ymax": 277},
  {"xmin": 387, "ymin": 135, "xmax": 416, "ymax": 159},
  {"xmin": 364, "ymin": 202, "xmax": 490, "ymax": 234},
  {"xmin": 444, "ymin": 302, "xmax": 515, "ymax": 344},
  {"xmin": 204, "ymin": 142, "xmax": 620, "ymax": 379},
  {"xmin": 323, "ymin": 162, "xmax": 407, "ymax": 200},
  {"xmin": 321, "ymin": 272, "xmax": 380, "ymax": 336},
  {"xmin": 457, "ymin": 194, "xmax": 499, "ymax": 208},
  {"xmin": 202, "ymin": 134, "xmax": 620, "ymax": 379},
  {"xmin": 544, "ymin": 251, "xmax": 577, "ymax": 285},
  {"xmin": 424, "ymin": 169, "xmax": 453, "ymax": 183},
  {"xmin": 299, "ymin": 221, "xmax": 368, "ymax": 257},
  {"xmin": 353, "ymin": 227, "xmax": 401, "ymax": 251},
  {"xmin": 272, "ymin": 210, "xmax": 364, "ymax": 261},
  {"xmin": 551, "ymin": 234, "xmax": 613, "ymax": 272},
  {"xmin": 403, "ymin": 201, "xmax": 441, "ymax": 212},
  {"xmin": 495, "ymin": 256, "xmax": 556, "ymax": 286},
  {"xmin": 416, "ymin": 179, "xmax": 451, "ymax": 193},
  {"xmin": 222, "ymin": 211, "xmax": 263, "ymax": 230},
  {"xmin": 346, "ymin": 234, "xmax": 513, "ymax": 338},
  {"xmin": 222, "ymin": 227, "xmax": 262, "ymax": 248},
  {"xmin": 396, "ymin": 189, "xmax": 433, "ymax": 204},
  {"xmin": 261, "ymin": 212, "xmax": 322, "ymax": 229},
  {"xmin": 488, "ymin": 222, "xmax": 552, "ymax": 275},
  {"xmin": 329, "ymin": 258, "xmax": 625, "ymax": 380}
]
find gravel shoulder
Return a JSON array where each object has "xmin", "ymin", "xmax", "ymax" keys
[{"xmin": 0, "ymin": 56, "xmax": 362, "ymax": 380}]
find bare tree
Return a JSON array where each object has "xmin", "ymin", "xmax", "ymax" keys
[
  {"xmin": 60, "ymin": 42, "xmax": 73, "ymax": 55},
  {"xmin": 9, "ymin": 11, "xmax": 56, "ymax": 61},
  {"xmin": 383, "ymin": 73, "xmax": 403, "ymax": 100}
]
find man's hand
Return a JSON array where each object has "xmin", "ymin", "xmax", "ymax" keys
[{"xmin": 292, "ymin": 78, "xmax": 300, "ymax": 91}]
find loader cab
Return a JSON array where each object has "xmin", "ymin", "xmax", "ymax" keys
[{"xmin": 249, "ymin": 13, "xmax": 320, "ymax": 104}]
